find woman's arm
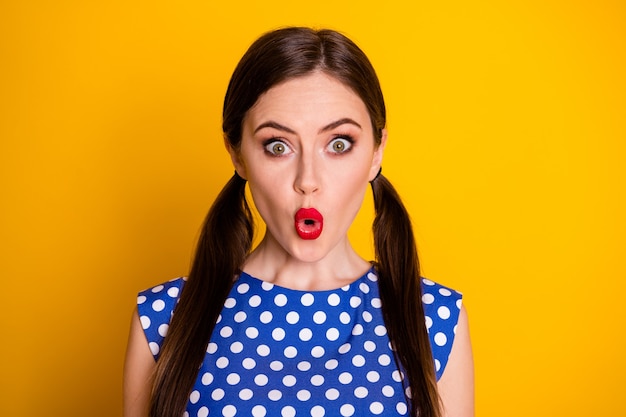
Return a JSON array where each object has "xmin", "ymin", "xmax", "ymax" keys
[
  {"xmin": 123, "ymin": 308, "xmax": 155, "ymax": 417},
  {"xmin": 437, "ymin": 305, "xmax": 474, "ymax": 417}
]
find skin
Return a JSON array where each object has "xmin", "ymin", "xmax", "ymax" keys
[{"xmin": 123, "ymin": 71, "xmax": 474, "ymax": 417}]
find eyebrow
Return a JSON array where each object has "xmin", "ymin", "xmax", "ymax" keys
[{"xmin": 253, "ymin": 118, "xmax": 362, "ymax": 135}]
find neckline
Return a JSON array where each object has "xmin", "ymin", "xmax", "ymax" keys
[{"xmin": 237, "ymin": 267, "xmax": 377, "ymax": 295}]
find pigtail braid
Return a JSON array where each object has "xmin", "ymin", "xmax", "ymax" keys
[
  {"xmin": 371, "ymin": 174, "xmax": 442, "ymax": 417},
  {"xmin": 150, "ymin": 173, "xmax": 253, "ymax": 417}
]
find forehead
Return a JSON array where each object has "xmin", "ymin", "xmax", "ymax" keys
[{"xmin": 245, "ymin": 72, "xmax": 370, "ymax": 127}]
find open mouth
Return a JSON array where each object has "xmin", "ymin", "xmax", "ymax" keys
[{"xmin": 294, "ymin": 208, "xmax": 324, "ymax": 240}]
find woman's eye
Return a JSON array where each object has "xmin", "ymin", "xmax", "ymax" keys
[
  {"xmin": 264, "ymin": 140, "xmax": 291, "ymax": 156},
  {"xmin": 328, "ymin": 137, "xmax": 353, "ymax": 154}
]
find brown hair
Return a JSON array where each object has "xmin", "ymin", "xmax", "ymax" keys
[{"xmin": 150, "ymin": 27, "xmax": 441, "ymax": 417}]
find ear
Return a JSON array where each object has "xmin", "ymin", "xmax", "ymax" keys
[
  {"xmin": 368, "ymin": 129, "xmax": 387, "ymax": 181},
  {"xmin": 224, "ymin": 136, "xmax": 247, "ymax": 180}
]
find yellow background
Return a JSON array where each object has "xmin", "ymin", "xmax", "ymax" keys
[{"xmin": 1, "ymin": 1, "xmax": 624, "ymax": 416}]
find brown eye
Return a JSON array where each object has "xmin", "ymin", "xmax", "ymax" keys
[
  {"xmin": 328, "ymin": 138, "xmax": 352, "ymax": 154},
  {"xmin": 265, "ymin": 140, "xmax": 291, "ymax": 156}
]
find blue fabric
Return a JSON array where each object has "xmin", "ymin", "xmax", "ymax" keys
[{"xmin": 137, "ymin": 269, "xmax": 462, "ymax": 417}]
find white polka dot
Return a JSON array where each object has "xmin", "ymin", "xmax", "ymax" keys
[
  {"xmin": 364, "ymin": 341, "xmax": 376, "ymax": 352},
  {"xmin": 252, "ymin": 405, "xmax": 266, "ymax": 417},
  {"xmin": 435, "ymin": 359, "xmax": 441, "ymax": 371},
  {"xmin": 352, "ymin": 355, "xmax": 365, "ymax": 367},
  {"xmin": 325, "ymin": 388, "xmax": 340, "ymax": 400},
  {"xmin": 137, "ymin": 295, "xmax": 147, "ymax": 304},
  {"xmin": 301, "ymin": 293, "xmax": 314, "ymax": 306},
  {"xmin": 367, "ymin": 371, "xmax": 380, "ymax": 382},
  {"xmin": 254, "ymin": 374, "xmax": 268, "ymax": 386},
  {"xmin": 149, "ymin": 342, "xmax": 159, "ymax": 355},
  {"xmin": 261, "ymin": 282, "xmax": 274, "ymax": 291},
  {"xmin": 227, "ymin": 373, "xmax": 240, "ymax": 385},
  {"xmin": 189, "ymin": 390, "xmax": 200, "ymax": 404},
  {"xmin": 220, "ymin": 326, "xmax": 233, "ymax": 338},
  {"xmin": 327, "ymin": 293, "xmax": 340, "ymax": 306},
  {"xmin": 234, "ymin": 311, "xmax": 247, "ymax": 323},
  {"xmin": 198, "ymin": 406, "xmax": 209, "ymax": 417},
  {"xmin": 340, "ymin": 404, "xmax": 355, "ymax": 416},
  {"xmin": 382, "ymin": 385, "xmax": 394, "ymax": 397},
  {"xmin": 350, "ymin": 297, "xmax": 361, "ymax": 308},
  {"xmin": 326, "ymin": 328, "xmax": 339, "ymax": 341},
  {"xmin": 454, "ymin": 324, "xmax": 458, "ymax": 334},
  {"xmin": 224, "ymin": 298, "xmax": 236, "ymax": 308},
  {"xmin": 435, "ymin": 332, "xmax": 447, "ymax": 346},
  {"xmin": 242, "ymin": 358, "xmax": 256, "ymax": 369},
  {"xmin": 354, "ymin": 386, "xmax": 368, "ymax": 398},
  {"xmin": 338, "ymin": 372, "xmax": 353, "ymax": 384},
  {"xmin": 338, "ymin": 343, "xmax": 351, "ymax": 354},
  {"xmin": 281, "ymin": 406, "xmax": 295, "ymax": 417},
  {"xmin": 425, "ymin": 315, "xmax": 433, "ymax": 329},
  {"xmin": 378, "ymin": 354, "xmax": 391, "ymax": 366},
  {"xmin": 184, "ymin": 412, "xmax": 189, "ymax": 417},
  {"xmin": 313, "ymin": 311, "xmax": 327, "ymax": 324},
  {"xmin": 268, "ymin": 389, "xmax": 282, "ymax": 401},
  {"xmin": 257, "ymin": 345, "xmax": 270, "ymax": 356},
  {"xmin": 158, "ymin": 323, "xmax": 169, "ymax": 337},
  {"xmin": 152, "ymin": 299, "xmax": 165, "ymax": 312},
  {"xmin": 339, "ymin": 312, "xmax": 351, "ymax": 324},
  {"xmin": 272, "ymin": 328, "xmax": 286, "ymax": 341},
  {"xmin": 422, "ymin": 293, "xmax": 435, "ymax": 304},
  {"xmin": 325, "ymin": 359, "xmax": 338, "ymax": 370},
  {"xmin": 374, "ymin": 325, "xmax": 387, "ymax": 336},
  {"xmin": 351, "ymin": 324, "xmax": 363, "ymax": 336},
  {"xmin": 237, "ymin": 283, "xmax": 250, "ymax": 294},
  {"xmin": 223, "ymin": 405, "xmax": 236, "ymax": 417},
  {"xmin": 457, "ymin": 298, "xmax": 463, "ymax": 309},
  {"xmin": 311, "ymin": 374, "xmax": 325, "ymax": 386},
  {"xmin": 249, "ymin": 295, "xmax": 261, "ymax": 307},
  {"xmin": 151, "ymin": 285, "xmax": 164, "ymax": 293},
  {"xmin": 286, "ymin": 311, "xmax": 300, "ymax": 324},
  {"xmin": 297, "ymin": 389, "xmax": 311, "ymax": 401},
  {"xmin": 396, "ymin": 402, "xmax": 408, "ymax": 415},
  {"xmin": 201, "ymin": 372, "xmax": 214, "ymax": 385},
  {"xmin": 297, "ymin": 361, "xmax": 311, "ymax": 371},
  {"xmin": 207, "ymin": 342, "xmax": 218, "ymax": 354},
  {"xmin": 299, "ymin": 328, "xmax": 313, "ymax": 341},
  {"xmin": 212, "ymin": 388, "xmax": 225, "ymax": 401},
  {"xmin": 216, "ymin": 357, "xmax": 229, "ymax": 368},
  {"xmin": 284, "ymin": 346, "xmax": 298, "ymax": 358},
  {"xmin": 371, "ymin": 298, "xmax": 382, "ymax": 308},
  {"xmin": 439, "ymin": 288, "xmax": 452, "ymax": 296},
  {"xmin": 362, "ymin": 311, "xmax": 373, "ymax": 322},
  {"xmin": 311, "ymin": 346, "xmax": 325, "ymax": 358},
  {"xmin": 140, "ymin": 316, "xmax": 151, "ymax": 329},
  {"xmin": 282, "ymin": 374, "xmax": 296, "ymax": 387},
  {"xmin": 367, "ymin": 272, "xmax": 378, "ymax": 281},
  {"xmin": 370, "ymin": 402, "xmax": 384, "ymax": 415},
  {"xmin": 167, "ymin": 287, "xmax": 179, "ymax": 297},
  {"xmin": 274, "ymin": 294, "xmax": 287, "ymax": 307},
  {"xmin": 260, "ymin": 311, "xmax": 273, "ymax": 323},
  {"xmin": 311, "ymin": 405, "xmax": 325, "ymax": 417},
  {"xmin": 246, "ymin": 327, "xmax": 259, "ymax": 339},
  {"xmin": 438, "ymin": 306, "xmax": 451, "ymax": 320},
  {"xmin": 359, "ymin": 282, "xmax": 370, "ymax": 293},
  {"xmin": 216, "ymin": 314, "xmax": 223, "ymax": 324},
  {"xmin": 392, "ymin": 370, "xmax": 402, "ymax": 382},
  {"xmin": 270, "ymin": 360, "xmax": 284, "ymax": 371}
]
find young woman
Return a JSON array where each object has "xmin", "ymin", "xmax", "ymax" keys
[{"xmin": 124, "ymin": 27, "xmax": 473, "ymax": 417}]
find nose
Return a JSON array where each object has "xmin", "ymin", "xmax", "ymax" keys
[{"xmin": 293, "ymin": 153, "xmax": 320, "ymax": 195}]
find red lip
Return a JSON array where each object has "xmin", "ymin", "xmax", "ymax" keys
[{"xmin": 294, "ymin": 208, "xmax": 324, "ymax": 240}]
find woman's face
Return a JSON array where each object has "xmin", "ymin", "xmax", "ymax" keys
[{"xmin": 229, "ymin": 72, "xmax": 385, "ymax": 263}]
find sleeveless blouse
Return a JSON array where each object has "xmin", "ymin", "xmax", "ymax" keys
[{"xmin": 138, "ymin": 269, "xmax": 462, "ymax": 417}]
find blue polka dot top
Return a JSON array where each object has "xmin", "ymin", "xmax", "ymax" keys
[{"xmin": 137, "ymin": 268, "xmax": 462, "ymax": 417}]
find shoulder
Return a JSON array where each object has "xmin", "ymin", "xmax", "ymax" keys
[
  {"xmin": 136, "ymin": 277, "xmax": 186, "ymax": 359},
  {"xmin": 421, "ymin": 278, "xmax": 463, "ymax": 380}
]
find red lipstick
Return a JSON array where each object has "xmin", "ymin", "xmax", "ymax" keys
[{"xmin": 294, "ymin": 208, "xmax": 324, "ymax": 240}]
